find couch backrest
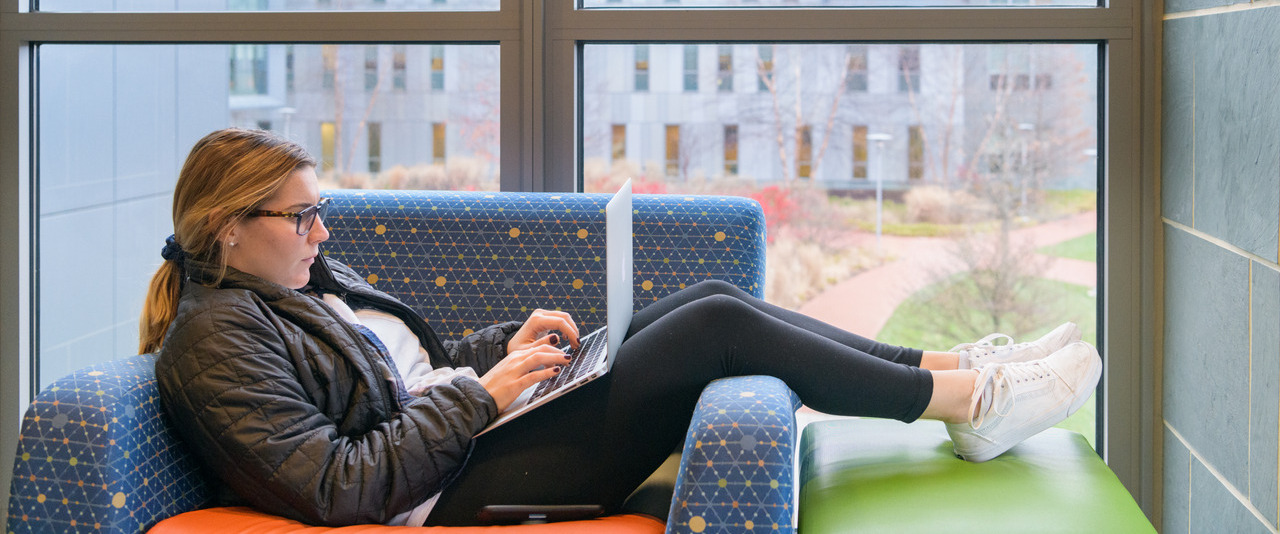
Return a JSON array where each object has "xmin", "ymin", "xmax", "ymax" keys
[
  {"xmin": 7, "ymin": 190, "xmax": 766, "ymax": 533},
  {"xmin": 322, "ymin": 190, "xmax": 767, "ymax": 338},
  {"xmin": 6, "ymin": 353, "xmax": 211, "ymax": 534}
]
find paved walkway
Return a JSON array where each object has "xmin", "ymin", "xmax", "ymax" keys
[{"xmin": 796, "ymin": 211, "xmax": 1098, "ymax": 338}]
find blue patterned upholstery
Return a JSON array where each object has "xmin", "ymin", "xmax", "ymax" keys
[
  {"xmin": 321, "ymin": 190, "xmax": 767, "ymax": 335},
  {"xmin": 6, "ymin": 353, "xmax": 211, "ymax": 533},
  {"xmin": 7, "ymin": 189, "xmax": 798, "ymax": 533},
  {"xmin": 666, "ymin": 377, "xmax": 801, "ymax": 534}
]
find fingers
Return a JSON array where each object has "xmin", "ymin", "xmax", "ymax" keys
[{"xmin": 526, "ymin": 309, "xmax": 581, "ymax": 349}]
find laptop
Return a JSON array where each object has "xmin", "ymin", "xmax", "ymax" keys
[{"xmin": 475, "ymin": 179, "xmax": 634, "ymax": 436}]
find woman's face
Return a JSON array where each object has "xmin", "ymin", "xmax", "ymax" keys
[{"xmin": 225, "ymin": 166, "xmax": 329, "ymax": 289}]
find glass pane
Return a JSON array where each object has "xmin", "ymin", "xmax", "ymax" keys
[
  {"xmin": 583, "ymin": 42, "xmax": 1100, "ymax": 445},
  {"xmin": 35, "ymin": 43, "xmax": 498, "ymax": 388},
  {"xmin": 585, "ymin": 0, "xmax": 1094, "ymax": 8},
  {"xmin": 38, "ymin": 0, "xmax": 497, "ymax": 13}
]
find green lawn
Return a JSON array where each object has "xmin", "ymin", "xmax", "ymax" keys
[
  {"xmin": 875, "ymin": 275, "xmax": 1099, "ymax": 449},
  {"xmin": 1038, "ymin": 231, "xmax": 1097, "ymax": 262}
]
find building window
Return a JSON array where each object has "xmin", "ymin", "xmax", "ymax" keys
[
  {"xmin": 365, "ymin": 45, "xmax": 379, "ymax": 91},
  {"xmin": 908, "ymin": 125, "xmax": 925, "ymax": 180},
  {"xmin": 898, "ymin": 45, "xmax": 921, "ymax": 92},
  {"xmin": 846, "ymin": 45, "xmax": 868, "ymax": 92},
  {"xmin": 432, "ymin": 122, "xmax": 446, "ymax": 164},
  {"xmin": 368, "ymin": 122, "xmax": 382, "ymax": 173},
  {"xmin": 321, "ymin": 121, "xmax": 337, "ymax": 172},
  {"xmin": 229, "ymin": 44, "xmax": 268, "ymax": 95},
  {"xmin": 757, "ymin": 45, "xmax": 773, "ymax": 91},
  {"xmin": 285, "ymin": 45, "xmax": 295, "ymax": 92},
  {"xmin": 724, "ymin": 124, "xmax": 739, "ymax": 176},
  {"xmin": 393, "ymin": 45, "xmax": 407, "ymax": 90},
  {"xmin": 322, "ymin": 45, "xmax": 337, "ymax": 90},
  {"xmin": 665, "ymin": 124, "xmax": 680, "ymax": 177},
  {"xmin": 797, "ymin": 124, "xmax": 813, "ymax": 179},
  {"xmin": 852, "ymin": 125, "xmax": 868, "ymax": 179},
  {"xmin": 635, "ymin": 45, "xmax": 650, "ymax": 92},
  {"xmin": 683, "ymin": 45, "xmax": 699, "ymax": 92},
  {"xmin": 717, "ymin": 45, "xmax": 733, "ymax": 93},
  {"xmin": 611, "ymin": 124, "xmax": 626, "ymax": 161},
  {"xmin": 431, "ymin": 45, "xmax": 445, "ymax": 90}
]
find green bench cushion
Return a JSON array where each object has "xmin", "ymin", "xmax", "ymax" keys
[{"xmin": 798, "ymin": 418, "xmax": 1154, "ymax": 534}]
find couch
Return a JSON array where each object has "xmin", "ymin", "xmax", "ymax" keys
[{"xmin": 6, "ymin": 189, "xmax": 802, "ymax": 534}]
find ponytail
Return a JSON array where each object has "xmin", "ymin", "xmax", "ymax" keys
[{"xmin": 138, "ymin": 259, "xmax": 184, "ymax": 354}]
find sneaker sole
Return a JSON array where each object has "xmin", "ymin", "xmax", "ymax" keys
[{"xmin": 956, "ymin": 343, "xmax": 1102, "ymax": 463}]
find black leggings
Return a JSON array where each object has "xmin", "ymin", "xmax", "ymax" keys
[{"xmin": 426, "ymin": 280, "xmax": 932, "ymax": 526}]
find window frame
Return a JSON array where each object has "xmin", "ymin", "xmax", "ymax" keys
[{"xmin": 0, "ymin": 0, "xmax": 1163, "ymax": 524}]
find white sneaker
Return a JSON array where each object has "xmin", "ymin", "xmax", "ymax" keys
[
  {"xmin": 946, "ymin": 341, "xmax": 1102, "ymax": 462},
  {"xmin": 952, "ymin": 322, "xmax": 1082, "ymax": 370}
]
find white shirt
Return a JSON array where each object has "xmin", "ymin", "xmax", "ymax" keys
[{"xmin": 321, "ymin": 293, "xmax": 480, "ymax": 527}]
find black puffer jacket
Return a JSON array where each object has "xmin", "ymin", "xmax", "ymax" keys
[{"xmin": 156, "ymin": 254, "xmax": 521, "ymax": 526}]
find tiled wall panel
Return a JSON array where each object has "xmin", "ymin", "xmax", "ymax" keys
[{"xmin": 1163, "ymin": 5, "xmax": 1280, "ymax": 533}]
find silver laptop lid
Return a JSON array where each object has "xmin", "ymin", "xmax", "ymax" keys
[{"xmin": 605, "ymin": 179, "xmax": 633, "ymax": 358}]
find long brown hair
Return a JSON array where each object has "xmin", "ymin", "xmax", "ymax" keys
[{"xmin": 138, "ymin": 128, "xmax": 317, "ymax": 353}]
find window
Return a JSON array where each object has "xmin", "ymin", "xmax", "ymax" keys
[
  {"xmin": 323, "ymin": 45, "xmax": 337, "ymax": 90},
  {"xmin": 908, "ymin": 125, "xmax": 925, "ymax": 180},
  {"xmin": 433, "ymin": 122, "xmax": 447, "ymax": 163},
  {"xmin": 899, "ymin": 45, "xmax": 921, "ymax": 93},
  {"xmin": 230, "ymin": 45, "xmax": 268, "ymax": 95},
  {"xmin": 611, "ymin": 124, "xmax": 626, "ymax": 161},
  {"xmin": 718, "ymin": 45, "xmax": 734, "ymax": 93},
  {"xmin": 724, "ymin": 124, "xmax": 739, "ymax": 176},
  {"xmin": 394, "ymin": 45, "xmax": 408, "ymax": 90},
  {"xmin": 853, "ymin": 125, "xmax": 868, "ymax": 179},
  {"xmin": 365, "ymin": 46, "xmax": 380, "ymax": 91},
  {"xmin": 431, "ymin": 45, "xmax": 445, "ymax": 90},
  {"xmin": 368, "ymin": 122, "xmax": 382, "ymax": 173},
  {"xmin": 321, "ymin": 121, "xmax": 337, "ymax": 172},
  {"xmin": 846, "ymin": 45, "xmax": 868, "ymax": 92},
  {"xmin": 797, "ymin": 124, "xmax": 813, "ymax": 179},
  {"xmin": 665, "ymin": 124, "xmax": 681, "ymax": 177},
  {"xmin": 2, "ymin": 0, "xmax": 1151, "ymax": 512},
  {"xmin": 758, "ymin": 45, "xmax": 774, "ymax": 92},
  {"xmin": 286, "ymin": 45, "xmax": 296, "ymax": 92},
  {"xmin": 39, "ymin": 0, "xmax": 501, "ymax": 11},
  {"xmin": 635, "ymin": 45, "xmax": 650, "ymax": 92},
  {"xmin": 683, "ymin": 45, "xmax": 699, "ymax": 92}
]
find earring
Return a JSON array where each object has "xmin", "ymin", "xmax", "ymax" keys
[{"xmin": 229, "ymin": 242, "xmax": 237, "ymax": 247}]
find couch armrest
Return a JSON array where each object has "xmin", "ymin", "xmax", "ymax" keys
[
  {"xmin": 6, "ymin": 353, "xmax": 210, "ymax": 534},
  {"xmin": 666, "ymin": 376, "xmax": 801, "ymax": 534}
]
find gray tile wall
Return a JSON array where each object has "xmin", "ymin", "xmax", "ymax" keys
[{"xmin": 1162, "ymin": 5, "xmax": 1280, "ymax": 532}]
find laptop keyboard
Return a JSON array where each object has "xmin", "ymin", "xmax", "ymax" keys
[{"xmin": 529, "ymin": 330, "xmax": 607, "ymax": 402}]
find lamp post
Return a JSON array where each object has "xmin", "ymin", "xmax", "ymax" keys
[{"xmin": 867, "ymin": 132, "xmax": 893, "ymax": 255}]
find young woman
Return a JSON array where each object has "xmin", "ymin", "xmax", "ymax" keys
[{"xmin": 143, "ymin": 128, "xmax": 1101, "ymax": 527}]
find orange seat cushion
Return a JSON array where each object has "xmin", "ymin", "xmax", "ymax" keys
[{"xmin": 149, "ymin": 507, "xmax": 665, "ymax": 534}]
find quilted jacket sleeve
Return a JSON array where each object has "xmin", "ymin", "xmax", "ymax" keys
[
  {"xmin": 441, "ymin": 321, "xmax": 522, "ymax": 376},
  {"xmin": 156, "ymin": 301, "xmax": 499, "ymax": 527}
]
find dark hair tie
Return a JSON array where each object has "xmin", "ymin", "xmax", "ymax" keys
[{"xmin": 161, "ymin": 234, "xmax": 186, "ymax": 262}]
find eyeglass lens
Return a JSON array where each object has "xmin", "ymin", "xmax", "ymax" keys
[{"xmin": 298, "ymin": 200, "xmax": 331, "ymax": 236}]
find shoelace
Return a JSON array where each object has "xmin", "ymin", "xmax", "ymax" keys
[
  {"xmin": 967, "ymin": 361, "xmax": 1053, "ymax": 430},
  {"xmin": 950, "ymin": 333, "xmax": 1013, "ymax": 354}
]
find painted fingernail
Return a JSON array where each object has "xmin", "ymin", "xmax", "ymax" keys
[
  {"xmin": 564, "ymin": 354, "xmax": 572, "ymax": 361},
  {"xmin": 553, "ymin": 366, "xmax": 562, "ymax": 373},
  {"xmin": 549, "ymin": 334, "xmax": 560, "ymax": 345}
]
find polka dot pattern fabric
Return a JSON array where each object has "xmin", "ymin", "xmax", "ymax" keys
[
  {"xmin": 6, "ymin": 353, "xmax": 211, "ymax": 533},
  {"xmin": 666, "ymin": 376, "xmax": 801, "ymax": 534},
  {"xmin": 320, "ymin": 190, "xmax": 767, "ymax": 336}
]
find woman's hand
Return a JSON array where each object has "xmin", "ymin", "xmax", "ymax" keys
[
  {"xmin": 478, "ymin": 343, "xmax": 570, "ymax": 412},
  {"xmin": 508, "ymin": 309, "xmax": 580, "ymax": 354}
]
